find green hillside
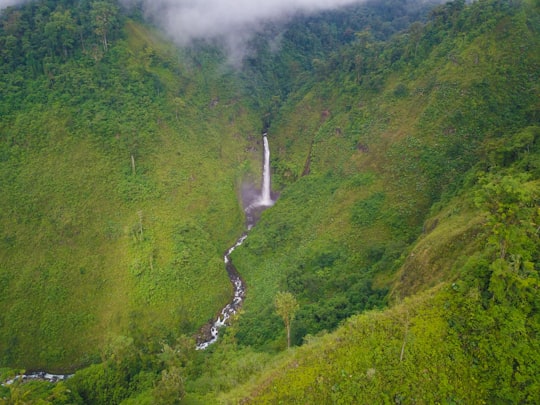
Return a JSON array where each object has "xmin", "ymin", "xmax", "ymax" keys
[
  {"xmin": 1, "ymin": 0, "xmax": 539, "ymax": 403},
  {"xmin": 0, "ymin": 3, "xmax": 263, "ymax": 372},
  {"xmin": 233, "ymin": 0, "xmax": 539, "ymax": 348}
]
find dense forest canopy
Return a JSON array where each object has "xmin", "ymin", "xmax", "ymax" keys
[{"xmin": 0, "ymin": 0, "xmax": 539, "ymax": 403}]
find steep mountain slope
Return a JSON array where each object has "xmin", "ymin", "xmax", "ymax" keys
[
  {"xmin": 232, "ymin": 0, "xmax": 539, "ymax": 350},
  {"xmin": 221, "ymin": 0, "xmax": 540, "ymax": 402}
]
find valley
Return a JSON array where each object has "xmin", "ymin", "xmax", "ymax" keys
[{"xmin": 0, "ymin": 0, "xmax": 539, "ymax": 403}]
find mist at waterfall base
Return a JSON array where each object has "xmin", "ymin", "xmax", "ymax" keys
[
  {"xmin": 196, "ymin": 134, "xmax": 275, "ymax": 349},
  {"xmin": 242, "ymin": 184, "xmax": 276, "ymax": 229}
]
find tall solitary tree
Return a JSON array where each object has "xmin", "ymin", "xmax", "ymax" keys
[
  {"xmin": 275, "ymin": 291, "xmax": 299, "ymax": 349},
  {"xmin": 90, "ymin": 1, "xmax": 118, "ymax": 52}
]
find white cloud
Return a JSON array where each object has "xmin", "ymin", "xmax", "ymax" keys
[
  {"xmin": 124, "ymin": 0, "xmax": 369, "ymax": 62},
  {"xmin": 138, "ymin": 0, "xmax": 363, "ymax": 41}
]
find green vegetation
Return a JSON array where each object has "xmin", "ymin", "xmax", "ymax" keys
[
  {"xmin": 274, "ymin": 292, "xmax": 299, "ymax": 349},
  {"xmin": 233, "ymin": 0, "xmax": 540, "ymax": 353},
  {"xmin": 0, "ymin": 0, "xmax": 262, "ymax": 373},
  {"xmin": 1, "ymin": 0, "xmax": 539, "ymax": 403}
]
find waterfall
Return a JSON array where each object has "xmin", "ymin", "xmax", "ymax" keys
[{"xmin": 260, "ymin": 134, "xmax": 273, "ymax": 206}]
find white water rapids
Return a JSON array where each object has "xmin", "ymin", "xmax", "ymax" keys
[{"xmin": 3, "ymin": 373, "xmax": 70, "ymax": 386}]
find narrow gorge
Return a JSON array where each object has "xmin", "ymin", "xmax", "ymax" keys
[{"xmin": 196, "ymin": 133, "xmax": 275, "ymax": 349}]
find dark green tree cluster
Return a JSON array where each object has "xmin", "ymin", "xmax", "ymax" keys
[
  {"xmin": 0, "ymin": 0, "xmax": 121, "ymax": 74},
  {"xmin": 241, "ymin": 0, "xmax": 438, "ymax": 124}
]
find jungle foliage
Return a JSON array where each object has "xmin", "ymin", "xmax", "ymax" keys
[{"xmin": 0, "ymin": 0, "xmax": 539, "ymax": 403}]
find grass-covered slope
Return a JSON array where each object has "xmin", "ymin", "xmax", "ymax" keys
[
  {"xmin": 0, "ymin": 5, "xmax": 262, "ymax": 371},
  {"xmin": 229, "ymin": 160, "xmax": 538, "ymax": 403}
]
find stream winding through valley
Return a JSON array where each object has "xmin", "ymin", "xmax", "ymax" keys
[
  {"xmin": 3, "ymin": 134, "xmax": 274, "ymax": 384},
  {"xmin": 196, "ymin": 133, "xmax": 274, "ymax": 349}
]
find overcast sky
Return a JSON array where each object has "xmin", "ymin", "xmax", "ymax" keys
[{"xmin": 0, "ymin": 0, "xmax": 29, "ymax": 9}]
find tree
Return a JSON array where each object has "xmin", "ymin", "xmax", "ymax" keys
[
  {"xmin": 474, "ymin": 172, "xmax": 538, "ymax": 261},
  {"xmin": 275, "ymin": 291, "xmax": 299, "ymax": 349},
  {"xmin": 91, "ymin": 1, "xmax": 118, "ymax": 52},
  {"xmin": 408, "ymin": 21, "xmax": 424, "ymax": 58},
  {"xmin": 172, "ymin": 97, "xmax": 186, "ymax": 121},
  {"xmin": 153, "ymin": 367, "xmax": 185, "ymax": 404},
  {"xmin": 44, "ymin": 9, "xmax": 76, "ymax": 58}
]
